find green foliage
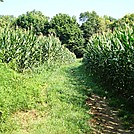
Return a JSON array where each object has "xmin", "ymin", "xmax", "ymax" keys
[
  {"xmin": 0, "ymin": 15, "xmax": 15, "ymax": 28},
  {"xmin": 50, "ymin": 13, "xmax": 85, "ymax": 57},
  {"xmin": 0, "ymin": 27, "xmax": 76, "ymax": 72},
  {"xmin": 99, "ymin": 15, "xmax": 116, "ymax": 32},
  {"xmin": 13, "ymin": 10, "xmax": 49, "ymax": 35},
  {"xmin": 79, "ymin": 11, "xmax": 118, "ymax": 43},
  {"xmin": 110, "ymin": 13, "xmax": 134, "ymax": 31},
  {"xmin": 0, "ymin": 60, "xmax": 90, "ymax": 134},
  {"xmin": 119, "ymin": 13, "xmax": 134, "ymax": 28},
  {"xmin": 79, "ymin": 11, "xmax": 101, "ymax": 43},
  {"xmin": 0, "ymin": 63, "xmax": 44, "ymax": 126},
  {"xmin": 83, "ymin": 25, "xmax": 134, "ymax": 98}
]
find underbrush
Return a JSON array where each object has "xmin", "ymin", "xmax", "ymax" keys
[{"xmin": 82, "ymin": 65, "xmax": 134, "ymax": 130}]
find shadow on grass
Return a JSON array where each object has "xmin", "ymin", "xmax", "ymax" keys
[
  {"xmin": 63, "ymin": 60, "xmax": 134, "ymax": 133},
  {"xmin": 58, "ymin": 61, "xmax": 101, "ymax": 133},
  {"xmin": 63, "ymin": 61, "xmax": 103, "ymax": 107}
]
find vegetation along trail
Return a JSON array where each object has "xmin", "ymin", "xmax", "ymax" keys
[
  {"xmin": 0, "ymin": 3, "xmax": 133, "ymax": 133},
  {"xmin": 1, "ymin": 59, "xmax": 133, "ymax": 134}
]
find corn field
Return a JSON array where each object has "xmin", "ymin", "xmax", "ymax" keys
[
  {"xmin": 83, "ymin": 25, "xmax": 134, "ymax": 98},
  {"xmin": 0, "ymin": 27, "xmax": 76, "ymax": 72}
]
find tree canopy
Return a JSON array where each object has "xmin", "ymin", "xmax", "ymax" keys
[
  {"xmin": 14, "ymin": 10, "xmax": 49, "ymax": 35},
  {"xmin": 79, "ymin": 11, "xmax": 101, "ymax": 43},
  {"xmin": 49, "ymin": 13, "xmax": 85, "ymax": 57},
  {"xmin": 0, "ymin": 8, "xmax": 133, "ymax": 58}
]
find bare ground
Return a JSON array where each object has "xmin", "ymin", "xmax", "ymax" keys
[{"xmin": 87, "ymin": 93, "xmax": 134, "ymax": 134}]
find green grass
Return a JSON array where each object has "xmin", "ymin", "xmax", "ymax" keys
[
  {"xmin": 0, "ymin": 62, "xmax": 49, "ymax": 133},
  {"xmin": 1, "ymin": 59, "xmax": 133, "ymax": 133},
  {"xmin": 0, "ymin": 60, "xmax": 92, "ymax": 134}
]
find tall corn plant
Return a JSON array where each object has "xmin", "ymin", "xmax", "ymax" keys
[
  {"xmin": 0, "ymin": 27, "xmax": 76, "ymax": 72},
  {"xmin": 83, "ymin": 24, "xmax": 134, "ymax": 98}
]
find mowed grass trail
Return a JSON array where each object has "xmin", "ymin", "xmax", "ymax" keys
[
  {"xmin": 38, "ymin": 60, "xmax": 91, "ymax": 134},
  {"xmin": 0, "ymin": 60, "xmax": 93, "ymax": 134},
  {"xmin": 1, "ymin": 59, "xmax": 133, "ymax": 134}
]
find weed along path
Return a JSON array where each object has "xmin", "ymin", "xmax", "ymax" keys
[
  {"xmin": 2, "ymin": 60, "xmax": 133, "ymax": 134},
  {"xmin": 43, "ymin": 59, "xmax": 133, "ymax": 134},
  {"xmin": 8, "ymin": 60, "xmax": 91, "ymax": 134},
  {"xmin": 59, "ymin": 60, "xmax": 133, "ymax": 134}
]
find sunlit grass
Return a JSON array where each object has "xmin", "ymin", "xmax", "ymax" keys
[{"xmin": 0, "ymin": 60, "xmax": 91, "ymax": 134}]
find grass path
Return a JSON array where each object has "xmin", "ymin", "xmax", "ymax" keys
[
  {"xmin": 33, "ymin": 60, "xmax": 92, "ymax": 134},
  {"xmin": 1, "ymin": 60, "xmax": 133, "ymax": 134},
  {"xmin": 1, "ymin": 60, "xmax": 91, "ymax": 134}
]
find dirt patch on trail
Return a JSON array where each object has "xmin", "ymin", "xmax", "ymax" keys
[
  {"xmin": 14, "ymin": 110, "xmax": 38, "ymax": 132},
  {"xmin": 14, "ymin": 110, "xmax": 38, "ymax": 126},
  {"xmin": 87, "ymin": 93, "xmax": 134, "ymax": 134},
  {"xmin": 12, "ymin": 109, "xmax": 43, "ymax": 133}
]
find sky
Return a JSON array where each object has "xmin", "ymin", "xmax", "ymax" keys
[{"xmin": 0, "ymin": 0, "xmax": 134, "ymax": 20}]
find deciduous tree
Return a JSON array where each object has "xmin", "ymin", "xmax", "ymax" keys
[
  {"xmin": 79, "ymin": 11, "xmax": 101, "ymax": 43},
  {"xmin": 14, "ymin": 10, "xmax": 49, "ymax": 35},
  {"xmin": 50, "ymin": 13, "xmax": 85, "ymax": 57}
]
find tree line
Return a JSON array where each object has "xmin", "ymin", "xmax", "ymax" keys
[{"xmin": 0, "ymin": 10, "xmax": 133, "ymax": 57}]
